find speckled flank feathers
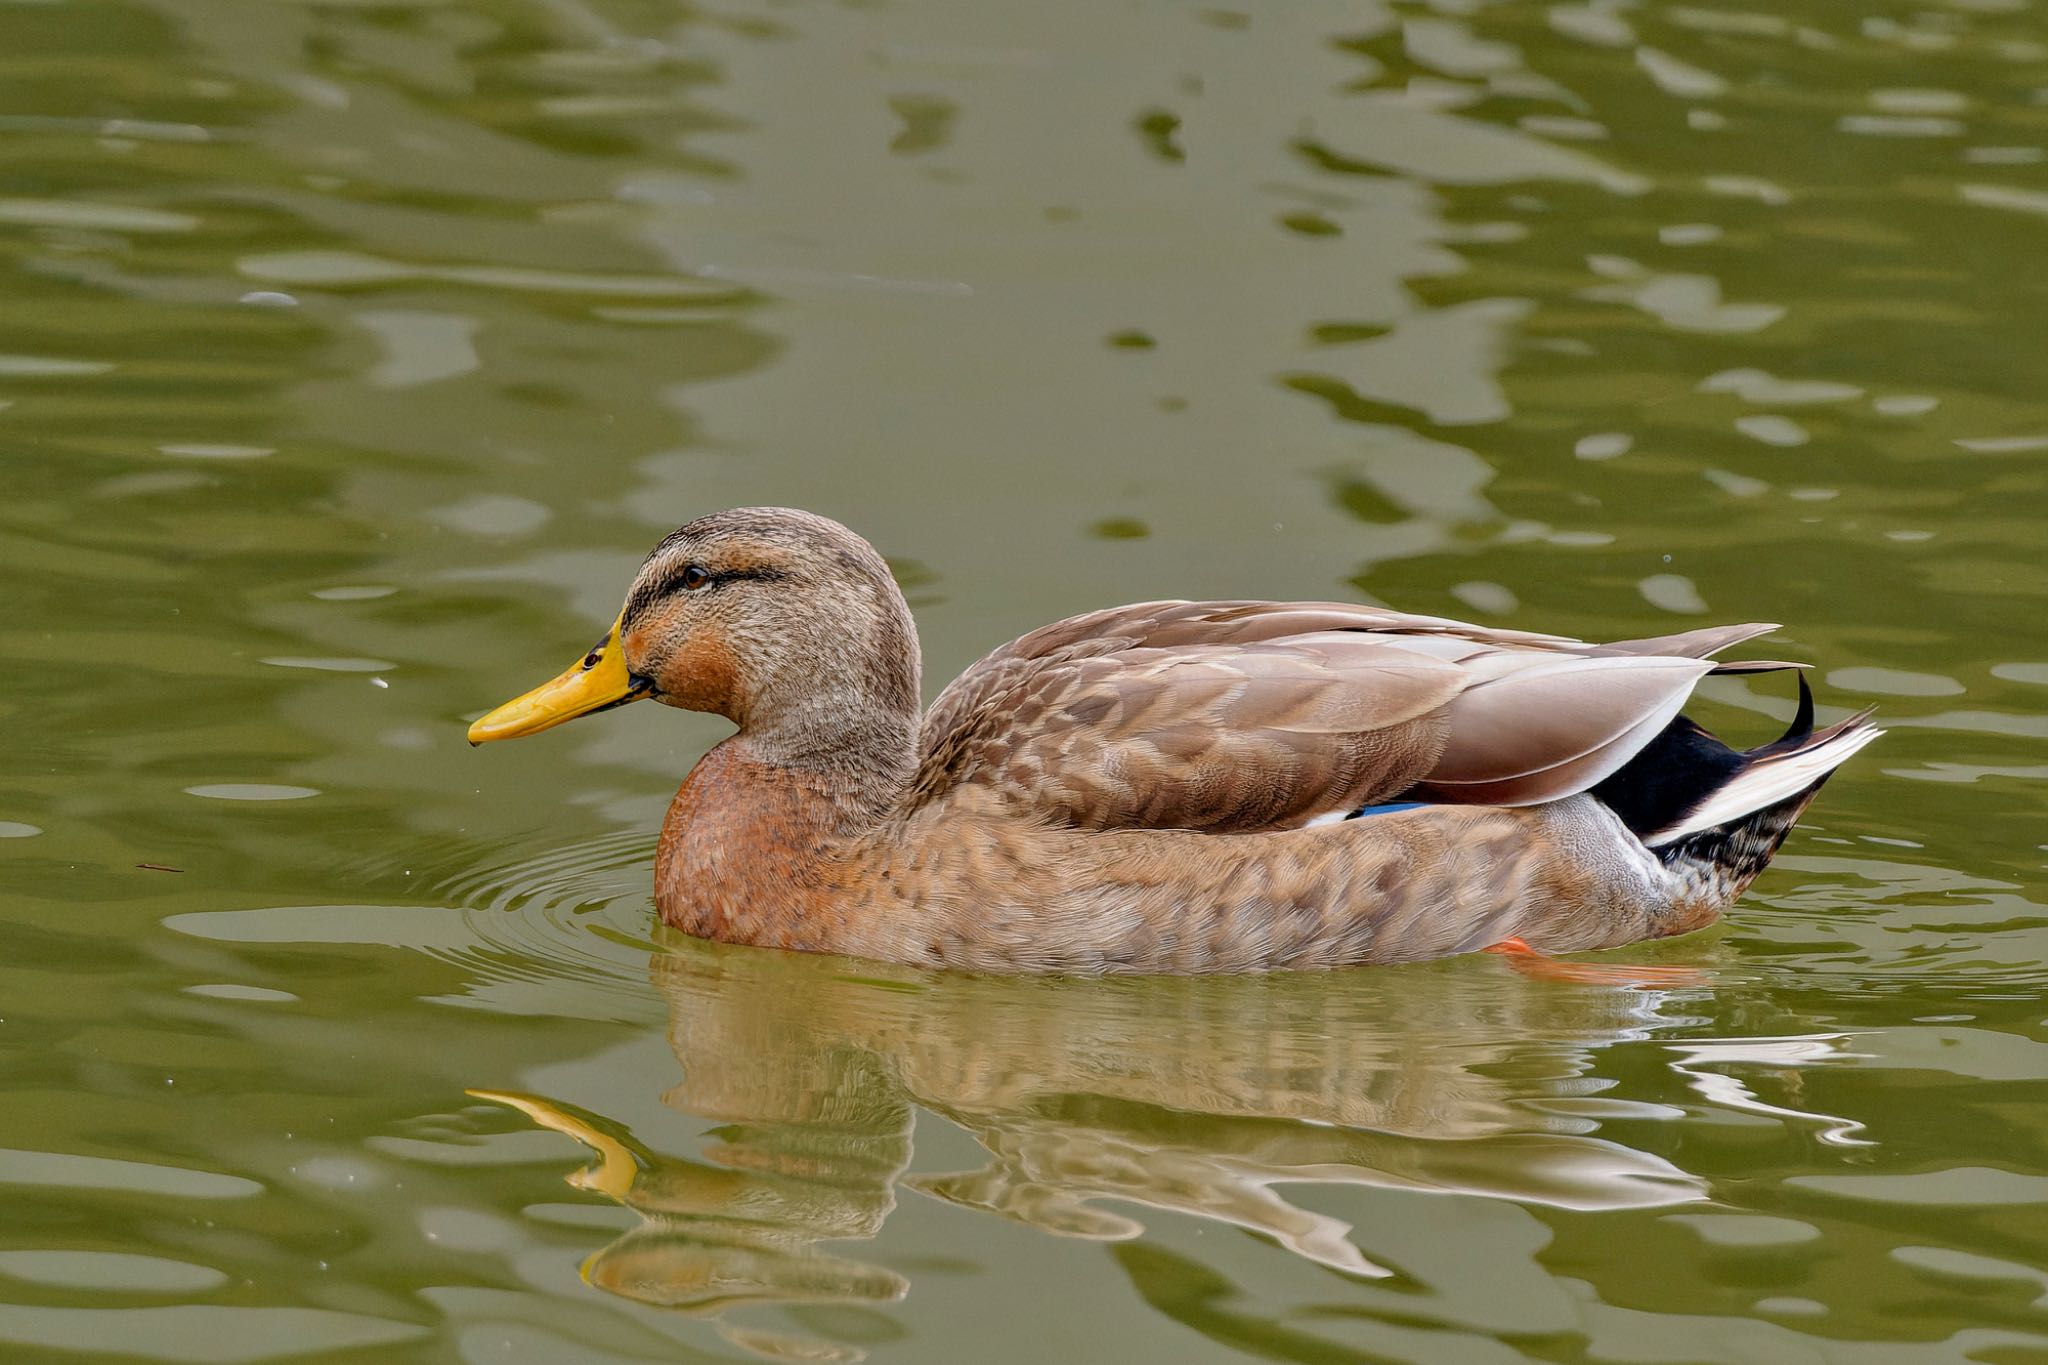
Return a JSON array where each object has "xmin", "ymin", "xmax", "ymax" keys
[{"xmin": 484, "ymin": 507, "xmax": 1879, "ymax": 974}]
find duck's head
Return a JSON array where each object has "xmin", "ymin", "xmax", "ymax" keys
[{"xmin": 467, "ymin": 507, "xmax": 920, "ymax": 755}]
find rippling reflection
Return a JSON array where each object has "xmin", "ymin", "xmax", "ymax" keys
[{"xmin": 483, "ymin": 939, "xmax": 1711, "ymax": 1358}]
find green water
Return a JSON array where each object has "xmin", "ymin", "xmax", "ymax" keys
[{"xmin": 5, "ymin": 0, "xmax": 2048, "ymax": 1359}]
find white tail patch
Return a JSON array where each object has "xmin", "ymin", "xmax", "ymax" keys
[{"xmin": 1644, "ymin": 718, "xmax": 1884, "ymax": 847}]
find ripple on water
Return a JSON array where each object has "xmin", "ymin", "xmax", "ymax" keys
[
  {"xmin": 0, "ymin": 355, "xmax": 111, "ymax": 376},
  {"xmin": 165, "ymin": 831, "xmax": 660, "ymax": 1022},
  {"xmin": 0, "ymin": 199, "xmax": 198, "ymax": 232},
  {"xmin": 432, "ymin": 494, "xmax": 551, "ymax": 537},
  {"xmin": 1640, "ymin": 573, "xmax": 1708, "ymax": 614},
  {"xmin": 1663, "ymin": 1214, "xmax": 1823, "ymax": 1247},
  {"xmin": 183, "ymin": 784, "xmax": 319, "ymax": 801},
  {"xmin": 1574, "ymin": 431, "xmax": 1631, "ymax": 460},
  {"xmin": 237, "ymin": 249, "xmax": 739, "ymax": 301},
  {"xmin": 1827, "ymin": 667, "xmax": 1965, "ymax": 697},
  {"xmin": 182, "ymin": 984, "xmax": 299, "ymax": 1003},
  {"xmin": 0, "ymin": 1251, "xmax": 227, "ymax": 1294},
  {"xmin": 1746, "ymin": 850, "xmax": 2048, "ymax": 985},
  {"xmin": 1792, "ymin": 1167, "xmax": 2048, "ymax": 1205},
  {"xmin": 1871, "ymin": 761, "xmax": 2048, "ymax": 785},
  {"xmin": 310, "ymin": 585, "xmax": 396, "ymax": 601},
  {"xmin": 1734, "ymin": 414, "xmax": 1809, "ymax": 447},
  {"xmin": 1699, "ymin": 368, "xmax": 1863, "ymax": 407},
  {"xmin": 1955, "ymin": 434, "xmax": 2048, "ymax": 453},
  {"xmin": 259, "ymin": 656, "xmax": 396, "ymax": 673},
  {"xmin": 157, "ymin": 443, "xmax": 273, "ymax": 460},
  {"xmin": 0, "ymin": 1149, "xmax": 259, "ymax": 1199},
  {"xmin": 0, "ymin": 1306, "xmax": 425, "ymax": 1363},
  {"xmin": 1892, "ymin": 1246, "xmax": 2048, "ymax": 1301}
]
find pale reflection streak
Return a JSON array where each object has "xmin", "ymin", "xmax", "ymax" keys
[
  {"xmin": 481, "ymin": 941, "xmax": 1713, "ymax": 1357},
  {"xmin": 1665, "ymin": 1035, "xmax": 1873, "ymax": 1148}
]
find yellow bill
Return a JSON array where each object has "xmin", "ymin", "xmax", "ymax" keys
[{"xmin": 467, "ymin": 612, "xmax": 651, "ymax": 745}]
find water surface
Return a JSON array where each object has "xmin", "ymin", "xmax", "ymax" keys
[{"xmin": 5, "ymin": 0, "xmax": 2048, "ymax": 1360}]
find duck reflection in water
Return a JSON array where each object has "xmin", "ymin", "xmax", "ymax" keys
[{"xmin": 478, "ymin": 937, "xmax": 1710, "ymax": 1361}]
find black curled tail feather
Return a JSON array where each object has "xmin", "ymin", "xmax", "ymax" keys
[
  {"xmin": 1673, "ymin": 671, "xmax": 1820, "ymax": 887},
  {"xmin": 1752, "ymin": 671, "xmax": 1816, "ymax": 757},
  {"xmin": 1591, "ymin": 675, "xmax": 1821, "ymax": 842},
  {"xmin": 1593, "ymin": 671, "xmax": 1881, "ymax": 906},
  {"xmin": 1649, "ymin": 697, "xmax": 1882, "ymax": 909}
]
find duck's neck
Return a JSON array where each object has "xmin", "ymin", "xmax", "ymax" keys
[
  {"xmin": 656, "ymin": 571, "xmax": 923, "ymax": 947},
  {"xmin": 732, "ymin": 692, "xmax": 919, "ymax": 812},
  {"xmin": 716, "ymin": 564, "xmax": 923, "ymax": 821},
  {"xmin": 654, "ymin": 725, "xmax": 911, "ymax": 949},
  {"xmin": 732, "ymin": 703, "xmax": 921, "ymax": 828},
  {"xmin": 654, "ymin": 667, "xmax": 921, "ymax": 948}
]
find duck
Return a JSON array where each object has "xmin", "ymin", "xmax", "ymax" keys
[{"xmin": 467, "ymin": 506, "xmax": 1880, "ymax": 975}]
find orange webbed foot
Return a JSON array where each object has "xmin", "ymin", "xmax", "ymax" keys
[{"xmin": 1482, "ymin": 938, "xmax": 1709, "ymax": 989}]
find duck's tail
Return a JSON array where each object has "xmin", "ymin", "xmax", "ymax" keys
[{"xmin": 1594, "ymin": 674, "xmax": 1882, "ymax": 906}]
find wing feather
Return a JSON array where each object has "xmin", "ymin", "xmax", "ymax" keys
[
  {"xmin": 915, "ymin": 600, "xmax": 1757, "ymax": 833},
  {"xmin": 1413, "ymin": 657, "xmax": 1709, "ymax": 805},
  {"xmin": 1599, "ymin": 621, "xmax": 1778, "ymax": 659}
]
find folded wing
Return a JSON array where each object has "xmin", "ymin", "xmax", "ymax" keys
[{"xmin": 914, "ymin": 600, "xmax": 1773, "ymax": 834}]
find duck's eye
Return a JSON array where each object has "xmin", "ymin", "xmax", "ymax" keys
[{"xmin": 680, "ymin": 565, "xmax": 712, "ymax": 591}]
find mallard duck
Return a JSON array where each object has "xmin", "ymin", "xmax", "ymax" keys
[{"xmin": 468, "ymin": 507, "xmax": 1879, "ymax": 974}]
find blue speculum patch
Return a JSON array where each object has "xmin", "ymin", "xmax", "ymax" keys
[{"xmin": 1344, "ymin": 802, "xmax": 1428, "ymax": 820}]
